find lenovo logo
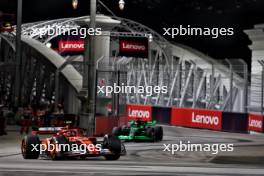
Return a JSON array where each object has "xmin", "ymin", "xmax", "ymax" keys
[
  {"xmin": 121, "ymin": 41, "xmax": 146, "ymax": 52},
  {"xmin": 128, "ymin": 108, "xmax": 150, "ymax": 119},
  {"xmin": 61, "ymin": 43, "xmax": 84, "ymax": 49},
  {"xmin": 192, "ymin": 112, "xmax": 219, "ymax": 125},
  {"xmin": 59, "ymin": 40, "xmax": 84, "ymax": 52},
  {"xmin": 119, "ymin": 37, "xmax": 148, "ymax": 58},
  {"xmin": 249, "ymin": 119, "xmax": 262, "ymax": 128}
]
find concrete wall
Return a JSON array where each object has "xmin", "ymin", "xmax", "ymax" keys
[{"xmin": 245, "ymin": 24, "xmax": 264, "ymax": 113}]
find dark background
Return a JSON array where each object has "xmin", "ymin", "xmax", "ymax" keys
[{"xmin": 1, "ymin": 0, "xmax": 264, "ymax": 65}]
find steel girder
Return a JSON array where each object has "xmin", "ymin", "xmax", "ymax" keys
[
  {"xmin": 0, "ymin": 15, "xmax": 246, "ymax": 112},
  {"xmin": 0, "ymin": 34, "xmax": 67, "ymax": 107},
  {"xmin": 0, "ymin": 34, "xmax": 16, "ymax": 105}
]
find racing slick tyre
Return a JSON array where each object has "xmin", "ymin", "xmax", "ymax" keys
[
  {"xmin": 21, "ymin": 135, "xmax": 41, "ymax": 159},
  {"xmin": 50, "ymin": 135, "xmax": 69, "ymax": 160},
  {"xmin": 154, "ymin": 126, "xmax": 163, "ymax": 141},
  {"xmin": 146, "ymin": 127, "xmax": 155, "ymax": 140},
  {"xmin": 121, "ymin": 125, "xmax": 130, "ymax": 136},
  {"xmin": 112, "ymin": 127, "xmax": 121, "ymax": 136},
  {"xmin": 103, "ymin": 135, "xmax": 121, "ymax": 160}
]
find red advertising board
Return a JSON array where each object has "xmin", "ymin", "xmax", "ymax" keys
[
  {"xmin": 59, "ymin": 40, "xmax": 85, "ymax": 52},
  {"xmin": 171, "ymin": 108, "xmax": 222, "ymax": 131},
  {"xmin": 248, "ymin": 114, "xmax": 263, "ymax": 132},
  {"xmin": 126, "ymin": 104, "xmax": 152, "ymax": 121},
  {"xmin": 95, "ymin": 116, "xmax": 119, "ymax": 136},
  {"xmin": 119, "ymin": 37, "xmax": 148, "ymax": 58}
]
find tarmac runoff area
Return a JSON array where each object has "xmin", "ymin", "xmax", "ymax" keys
[{"xmin": 0, "ymin": 125, "xmax": 264, "ymax": 176}]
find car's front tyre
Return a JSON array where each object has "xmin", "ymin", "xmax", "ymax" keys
[
  {"xmin": 21, "ymin": 135, "xmax": 40, "ymax": 159},
  {"xmin": 103, "ymin": 135, "xmax": 121, "ymax": 160},
  {"xmin": 154, "ymin": 126, "xmax": 163, "ymax": 141}
]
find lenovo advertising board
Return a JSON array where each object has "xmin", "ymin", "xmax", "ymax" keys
[
  {"xmin": 119, "ymin": 37, "xmax": 149, "ymax": 58},
  {"xmin": 171, "ymin": 108, "xmax": 222, "ymax": 131},
  {"xmin": 127, "ymin": 104, "xmax": 152, "ymax": 121},
  {"xmin": 49, "ymin": 33, "xmax": 85, "ymax": 55},
  {"xmin": 58, "ymin": 40, "xmax": 85, "ymax": 52},
  {"xmin": 248, "ymin": 114, "xmax": 263, "ymax": 132}
]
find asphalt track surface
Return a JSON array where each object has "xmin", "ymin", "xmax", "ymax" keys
[{"xmin": 1, "ymin": 125, "xmax": 264, "ymax": 176}]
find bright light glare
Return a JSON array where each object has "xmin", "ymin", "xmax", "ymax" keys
[
  {"xmin": 72, "ymin": 0, "xmax": 78, "ymax": 9},
  {"xmin": 119, "ymin": 0, "xmax": 125, "ymax": 10}
]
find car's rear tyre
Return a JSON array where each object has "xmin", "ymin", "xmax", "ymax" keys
[
  {"xmin": 50, "ymin": 135, "xmax": 69, "ymax": 160},
  {"xmin": 154, "ymin": 126, "xmax": 163, "ymax": 141},
  {"xmin": 121, "ymin": 125, "xmax": 130, "ymax": 136},
  {"xmin": 21, "ymin": 135, "xmax": 40, "ymax": 159},
  {"xmin": 112, "ymin": 127, "xmax": 121, "ymax": 136},
  {"xmin": 103, "ymin": 135, "xmax": 121, "ymax": 160},
  {"xmin": 146, "ymin": 127, "xmax": 154, "ymax": 138}
]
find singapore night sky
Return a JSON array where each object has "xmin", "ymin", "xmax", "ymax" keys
[{"xmin": 1, "ymin": 0, "xmax": 264, "ymax": 64}]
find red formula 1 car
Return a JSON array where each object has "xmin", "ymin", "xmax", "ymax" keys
[{"xmin": 21, "ymin": 127, "xmax": 126, "ymax": 160}]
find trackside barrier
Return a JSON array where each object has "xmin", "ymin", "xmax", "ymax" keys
[
  {"xmin": 118, "ymin": 116, "xmax": 128, "ymax": 127},
  {"xmin": 171, "ymin": 108, "xmax": 222, "ymax": 131},
  {"xmin": 94, "ymin": 104, "xmax": 264, "ymax": 135},
  {"xmin": 95, "ymin": 116, "xmax": 118, "ymax": 136},
  {"xmin": 222, "ymin": 112, "xmax": 248, "ymax": 133},
  {"xmin": 95, "ymin": 116, "xmax": 128, "ymax": 136},
  {"xmin": 95, "ymin": 104, "xmax": 153, "ymax": 136},
  {"xmin": 248, "ymin": 114, "xmax": 264, "ymax": 133},
  {"xmin": 153, "ymin": 106, "xmax": 171, "ymax": 124}
]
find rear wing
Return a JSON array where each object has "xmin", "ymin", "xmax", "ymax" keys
[
  {"xmin": 32, "ymin": 127, "xmax": 63, "ymax": 135},
  {"xmin": 35, "ymin": 113, "xmax": 77, "ymax": 129},
  {"xmin": 129, "ymin": 120, "xmax": 157, "ymax": 126},
  {"xmin": 146, "ymin": 120, "xmax": 157, "ymax": 126},
  {"xmin": 50, "ymin": 114, "xmax": 77, "ymax": 127}
]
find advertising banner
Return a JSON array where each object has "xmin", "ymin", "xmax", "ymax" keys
[
  {"xmin": 119, "ymin": 37, "xmax": 149, "ymax": 58},
  {"xmin": 171, "ymin": 108, "xmax": 222, "ymax": 131},
  {"xmin": 58, "ymin": 40, "xmax": 85, "ymax": 52},
  {"xmin": 95, "ymin": 116, "xmax": 119, "ymax": 136},
  {"xmin": 222, "ymin": 112, "xmax": 248, "ymax": 133},
  {"xmin": 248, "ymin": 114, "xmax": 263, "ymax": 132},
  {"xmin": 152, "ymin": 106, "xmax": 171, "ymax": 124},
  {"xmin": 127, "ymin": 104, "xmax": 152, "ymax": 121}
]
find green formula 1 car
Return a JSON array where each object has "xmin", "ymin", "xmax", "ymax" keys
[{"xmin": 112, "ymin": 120, "xmax": 163, "ymax": 142}]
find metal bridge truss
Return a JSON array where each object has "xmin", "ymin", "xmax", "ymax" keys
[
  {"xmin": 99, "ymin": 44, "xmax": 246, "ymax": 111},
  {"xmin": 0, "ymin": 33, "xmax": 60, "ymax": 107},
  {"xmin": 0, "ymin": 15, "xmax": 247, "ymax": 112}
]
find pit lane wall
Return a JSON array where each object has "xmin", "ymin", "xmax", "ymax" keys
[{"xmin": 95, "ymin": 104, "xmax": 264, "ymax": 136}]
